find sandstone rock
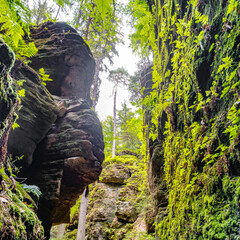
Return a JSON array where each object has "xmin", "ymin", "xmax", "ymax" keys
[
  {"xmin": 29, "ymin": 22, "xmax": 95, "ymax": 104},
  {"xmin": 82, "ymin": 160, "xmax": 146, "ymax": 239},
  {"xmin": 100, "ymin": 164, "xmax": 131, "ymax": 184},
  {"xmin": 87, "ymin": 183, "xmax": 121, "ymax": 224},
  {"xmin": 27, "ymin": 97, "xmax": 104, "ymax": 234},
  {"xmin": 5, "ymin": 22, "xmax": 104, "ymax": 239},
  {"xmin": 116, "ymin": 185, "xmax": 138, "ymax": 223},
  {"xmin": 8, "ymin": 61, "xmax": 58, "ymax": 169},
  {"xmin": 131, "ymin": 215, "xmax": 148, "ymax": 233}
]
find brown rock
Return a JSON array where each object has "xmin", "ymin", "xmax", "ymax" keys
[
  {"xmin": 116, "ymin": 185, "xmax": 138, "ymax": 223},
  {"xmin": 29, "ymin": 22, "xmax": 95, "ymax": 104},
  {"xmin": 8, "ymin": 61, "xmax": 58, "ymax": 169},
  {"xmin": 29, "ymin": 97, "xmax": 104, "ymax": 232},
  {"xmin": 100, "ymin": 164, "xmax": 131, "ymax": 184}
]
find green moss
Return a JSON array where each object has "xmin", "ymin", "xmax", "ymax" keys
[
  {"xmin": 145, "ymin": 0, "xmax": 240, "ymax": 239},
  {"xmin": 0, "ymin": 37, "xmax": 17, "ymax": 142},
  {"xmin": 0, "ymin": 166, "xmax": 44, "ymax": 239}
]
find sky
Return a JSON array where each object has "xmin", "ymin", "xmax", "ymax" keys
[
  {"xmin": 95, "ymin": 19, "xmax": 139, "ymax": 121},
  {"xmin": 29, "ymin": 0, "xmax": 139, "ymax": 122}
]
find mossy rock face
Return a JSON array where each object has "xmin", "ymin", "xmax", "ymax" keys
[
  {"xmin": 66, "ymin": 156, "xmax": 154, "ymax": 240},
  {"xmin": 8, "ymin": 61, "xmax": 59, "ymax": 169},
  {"xmin": 144, "ymin": 0, "xmax": 240, "ymax": 239},
  {"xmin": 0, "ymin": 37, "xmax": 18, "ymax": 163},
  {"xmin": 0, "ymin": 163, "xmax": 44, "ymax": 239},
  {"xmin": 0, "ymin": 190, "xmax": 44, "ymax": 239}
]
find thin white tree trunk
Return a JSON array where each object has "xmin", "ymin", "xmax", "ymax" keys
[
  {"xmin": 112, "ymin": 82, "xmax": 118, "ymax": 158},
  {"xmin": 92, "ymin": 58, "xmax": 101, "ymax": 110},
  {"xmin": 77, "ymin": 188, "xmax": 88, "ymax": 240},
  {"xmin": 55, "ymin": 5, "xmax": 61, "ymax": 20}
]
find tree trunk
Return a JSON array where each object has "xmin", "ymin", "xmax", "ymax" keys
[
  {"xmin": 55, "ymin": 4, "xmax": 61, "ymax": 20},
  {"xmin": 84, "ymin": 16, "xmax": 92, "ymax": 41},
  {"xmin": 75, "ymin": 0, "xmax": 84, "ymax": 30},
  {"xmin": 112, "ymin": 82, "xmax": 118, "ymax": 158},
  {"xmin": 77, "ymin": 187, "xmax": 89, "ymax": 240}
]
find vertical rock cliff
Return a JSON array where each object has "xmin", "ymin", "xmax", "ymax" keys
[
  {"xmin": 0, "ymin": 37, "xmax": 45, "ymax": 240},
  {"xmin": 6, "ymin": 22, "xmax": 104, "ymax": 238},
  {"xmin": 144, "ymin": 1, "xmax": 240, "ymax": 239}
]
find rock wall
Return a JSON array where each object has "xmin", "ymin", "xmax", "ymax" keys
[
  {"xmin": 6, "ymin": 22, "xmax": 104, "ymax": 238},
  {"xmin": 0, "ymin": 37, "xmax": 18, "ymax": 164},
  {"xmin": 144, "ymin": 1, "xmax": 240, "ymax": 239},
  {"xmin": 0, "ymin": 37, "xmax": 45, "ymax": 240}
]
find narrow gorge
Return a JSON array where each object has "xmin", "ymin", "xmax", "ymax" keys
[{"xmin": 1, "ymin": 0, "xmax": 240, "ymax": 240}]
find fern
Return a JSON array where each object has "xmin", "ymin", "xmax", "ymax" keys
[
  {"xmin": 21, "ymin": 184, "xmax": 42, "ymax": 200},
  {"xmin": 0, "ymin": 0, "xmax": 38, "ymax": 59},
  {"xmin": 39, "ymin": 68, "xmax": 53, "ymax": 85}
]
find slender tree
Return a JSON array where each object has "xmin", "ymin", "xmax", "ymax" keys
[
  {"xmin": 102, "ymin": 116, "xmax": 114, "ymax": 157},
  {"xmin": 76, "ymin": 187, "xmax": 88, "ymax": 240},
  {"xmin": 71, "ymin": 0, "xmax": 123, "ymax": 108},
  {"xmin": 108, "ymin": 67, "xmax": 129, "ymax": 157}
]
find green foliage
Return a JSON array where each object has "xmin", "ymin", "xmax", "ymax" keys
[
  {"xmin": 72, "ymin": 0, "xmax": 122, "ymax": 59},
  {"xmin": 117, "ymin": 102, "xmax": 142, "ymax": 152},
  {"xmin": 102, "ymin": 116, "xmax": 114, "ymax": 156},
  {"xmin": 21, "ymin": 184, "xmax": 42, "ymax": 200},
  {"xmin": 127, "ymin": 0, "xmax": 155, "ymax": 57},
  {"xmin": 108, "ymin": 67, "xmax": 129, "ymax": 85},
  {"xmin": 39, "ymin": 68, "xmax": 53, "ymax": 86},
  {"xmin": 0, "ymin": 165, "xmax": 44, "ymax": 238},
  {"xmin": 0, "ymin": 0, "xmax": 38, "ymax": 59},
  {"xmin": 134, "ymin": 0, "xmax": 240, "ymax": 239},
  {"xmin": 102, "ymin": 105, "xmax": 144, "ymax": 158}
]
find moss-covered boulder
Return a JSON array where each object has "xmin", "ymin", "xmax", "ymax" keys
[
  {"xmin": 0, "ymin": 175, "xmax": 44, "ymax": 239},
  {"xmin": 65, "ymin": 155, "xmax": 154, "ymax": 240}
]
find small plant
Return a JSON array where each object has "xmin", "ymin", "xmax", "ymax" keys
[
  {"xmin": 21, "ymin": 184, "xmax": 41, "ymax": 200},
  {"xmin": 39, "ymin": 68, "xmax": 53, "ymax": 86}
]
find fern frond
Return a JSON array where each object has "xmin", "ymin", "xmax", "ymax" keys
[
  {"xmin": 0, "ymin": 0, "xmax": 37, "ymax": 59},
  {"xmin": 21, "ymin": 184, "xmax": 42, "ymax": 199}
]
